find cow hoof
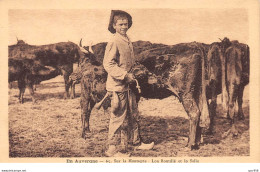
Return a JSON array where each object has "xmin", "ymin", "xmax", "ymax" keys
[
  {"xmin": 64, "ymin": 93, "xmax": 69, "ymax": 99},
  {"xmin": 191, "ymin": 144, "xmax": 199, "ymax": 150},
  {"xmin": 232, "ymin": 132, "xmax": 238, "ymax": 137},
  {"xmin": 222, "ymin": 129, "xmax": 231, "ymax": 138},
  {"xmin": 82, "ymin": 134, "xmax": 86, "ymax": 139},
  {"xmin": 82, "ymin": 133, "xmax": 87, "ymax": 139},
  {"xmin": 231, "ymin": 128, "xmax": 238, "ymax": 137},
  {"xmin": 185, "ymin": 143, "xmax": 199, "ymax": 151},
  {"xmin": 82, "ymin": 129, "xmax": 91, "ymax": 139}
]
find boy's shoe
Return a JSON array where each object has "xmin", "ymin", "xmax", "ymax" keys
[
  {"xmin": 135, "ymin": 142, "xmax": 154, "ymax": 150},
  {"xmin": 104, "ymin": 145, "xmax": 131, "ymax": 157},
  {"xmin": 104, "ymin": 145, "xmax": 117, "ymax": 157}
]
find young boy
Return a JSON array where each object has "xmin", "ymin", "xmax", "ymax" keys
[{"xmin": 103, "ymin": 10, "xmax": 154, "ymax": 157}]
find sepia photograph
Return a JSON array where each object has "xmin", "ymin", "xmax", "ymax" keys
[{"xmin": 0, "ymin": 0, "xmax": 260, "ymax": 166}]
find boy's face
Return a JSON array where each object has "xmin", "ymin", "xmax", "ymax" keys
[{"xmin": 113, "ymin": 18, "xmax": 128, "ymax": 36}]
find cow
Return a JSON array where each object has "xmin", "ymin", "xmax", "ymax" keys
[
  {"xmin": 9, "ymin": 58, "xmax": 28, "ymax": 103},
  {"xmin": 9, "ymin": 39, "xmax": 83, "ymax": 99},
  {"xmin": 78, "ymin": 41, "xmax": 152, "ymax": 140},
  {"xmin": 8, "ymin": 58, "xmax": 60, "ymax": 103},
  {"xmin": 203, "ymin": 40, "xmax": 227, "ymax": 132},
  {"xmin": 223, "ymin": 39, "xmax": 250, "ymax": 136},
  {"xmin": 134, "ymin": 42, "xmax": 211, "ymax": 149}
]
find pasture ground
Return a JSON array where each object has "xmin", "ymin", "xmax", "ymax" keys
[{"xmin": 8, "ymin": 75, "xmax": 249, "ymax": 157}]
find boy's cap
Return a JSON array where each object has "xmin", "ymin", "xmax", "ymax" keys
[{"xmin": 108, "ymin": 10, "xmax": 132, "ymax": 33}]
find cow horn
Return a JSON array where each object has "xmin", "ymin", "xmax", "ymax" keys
[
  {"xmin": 79, "ymin": 38, "xmax": 82, "ymax": 47},
  {"xmin": 219, "ymin": 38, "xmax": 222, "ymax": 41},
  {"xmin": 16, "ymin": 36, "xmax": 19, "ymax": 42}
]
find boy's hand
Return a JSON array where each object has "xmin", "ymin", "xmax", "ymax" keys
[{"xmin": 125, "ymin": 73, "xmax": 135, "ymax": 83}]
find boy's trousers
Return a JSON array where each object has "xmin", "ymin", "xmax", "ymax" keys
[{"xmin": 108, "ymin": 89, "xmax": 141, "ymax": 148}]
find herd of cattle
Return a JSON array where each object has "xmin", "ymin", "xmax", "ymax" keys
[{"xmin": 8, "ymin": 37, "xmax": 249, "ymax": 150}]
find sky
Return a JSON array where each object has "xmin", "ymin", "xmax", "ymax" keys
[{"xmin": 8, "ymin": 9, "xmax": 248, "ymax": 46}]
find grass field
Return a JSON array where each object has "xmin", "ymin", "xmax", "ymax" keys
[{"xmin": 8, "ymin": 75, "xmax": 249, "ymax": 157}]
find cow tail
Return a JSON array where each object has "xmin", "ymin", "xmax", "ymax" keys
[
  {"xmin": 220, "ymin": 47, "xmax": 229, "ymax": 113},
  {"xmin": 199, "ymin": 45, "xmax": 210, "ymax": 128}
]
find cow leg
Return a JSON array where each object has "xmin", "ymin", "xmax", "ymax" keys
[
  {"xmin": 208, "ymin": 84, "xmax": 217, "ymax": 134},
  {"xmin": 227, "ymin": 83, "xmax": 239, "ymax": 137},
  {"xmin": 18, "ymin": 79, "xmax": 25, "ymax": 104},
  {"xmin": 182, "ymin": 97, "xmax": 200, "ymax": 150},
  {"xmin": 70, "ymin": 82, "xmax": 76, "ymax": 99},
  {"xmin": 197, "ymin": 90, "xmax": 213, "ymax": 137},
  {"xmin": 237, "ymin": 85, "xmax": 245, "ymax": 120},
  {"xmin": 80, "ymin": 97, "xmax": 95, "ymax": 139},
  {"xmin": 27, "ymin": 82, "xmax": 36, "ymax": 103},
  {"xmin": 81, "ymin": 75, "xmax": 89, "ymax": 138},
  {"xmin": 61, "ymin": 65, "xmax": 73, "ymax": 99},
  {"xmin": 227, "ymin": 84, "xmax": 236, "ymax": 122},
  {"xmin": 80, "ymin": 75, "xmax": 95, "ymax": 139},
  {"xmin": 18, "ymin": 87, "xmax": 25, "ymax": 104},
  {"xmin": 63, "ymin": 73, "xmax": 70, "ymax": 99},
  {"xmin": 80, "ymin": 97, "xmax": 90, "ymax": 139}
]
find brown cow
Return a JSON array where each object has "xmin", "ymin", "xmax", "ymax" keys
[
  {"xmin": 134, "ymin": 42, "xmax": 210, "ymax": 149},
  {"xmin": 9, "ymin": 40, "xmax": 83, "ymax": 99},
  {"xmin": 8, "ymin": 58, "xmax": 60, "ymax": 103},
  {"xmin": 203, "ymin": 42, "xmax": 223, "ymax": 133},
  {"xmin": 224, "ymin": 39, "xmax": 249, "ymax": 136},
  {"xmin": 78, "ymin": 42, "xmax": 151, "ymax": 139}
]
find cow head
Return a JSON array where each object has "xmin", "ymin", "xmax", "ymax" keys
[
  {"xmin": 129, "ymin": 62, "xmax": 159, "ymax": 93},
  {"xmin": 130, "ymin": 62, "xmax": 150, "ymax": 81},
  {"xmin": 79, "ymin": 39, "xmax": 101, "ymax": 66},
  {"xmin": 16, "ymin": 39, "xmax": 26, "ymax": 45},
  {"xmin": 219, "ymin": 37, "xmax": 232, "ymax": 50}
]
